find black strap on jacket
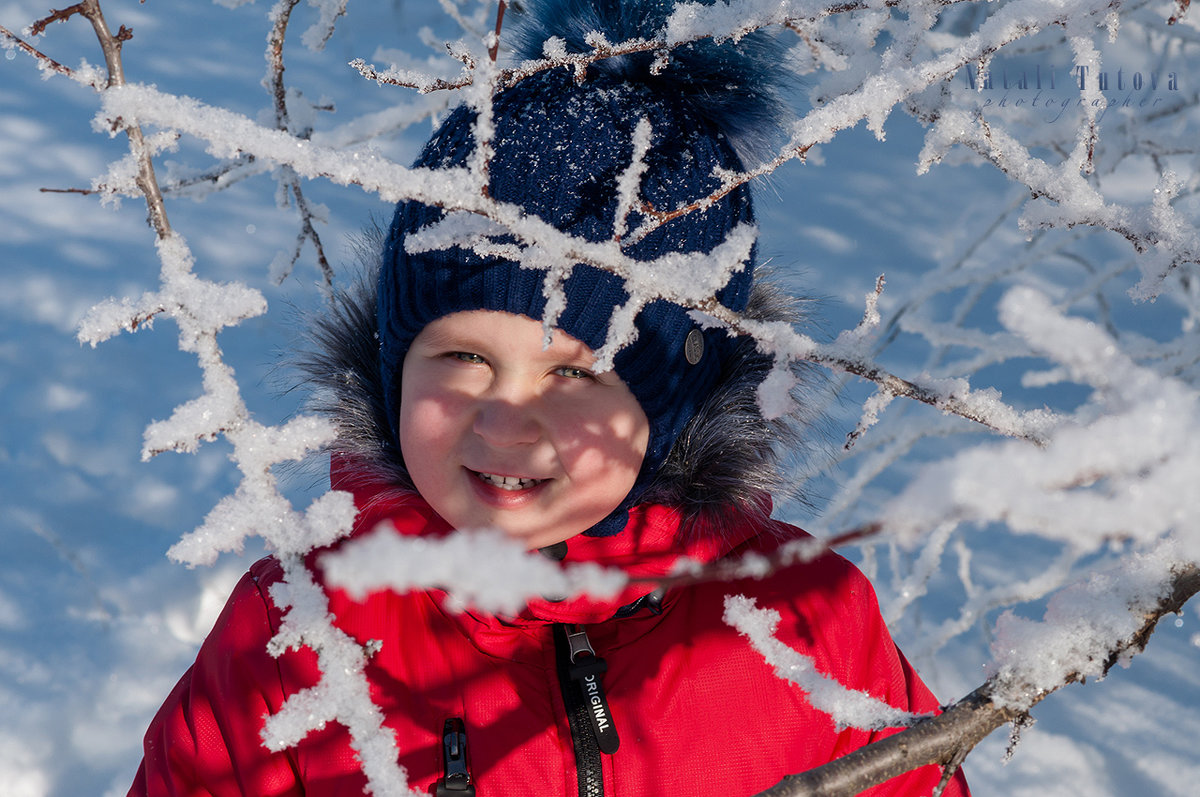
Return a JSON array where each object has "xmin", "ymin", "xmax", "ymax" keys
[{"xmin": 555, "ymin": 623, "xmax": 620, "ymax": 796}]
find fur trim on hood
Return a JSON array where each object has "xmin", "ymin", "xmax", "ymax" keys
[{"xmin": 296, "ymin": 229, "xmax": 823, "ymax": 535}]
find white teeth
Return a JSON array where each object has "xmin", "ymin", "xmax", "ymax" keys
[{"xmin": 475, "ymin": 472, "xmax": 543, "ymax": 490}]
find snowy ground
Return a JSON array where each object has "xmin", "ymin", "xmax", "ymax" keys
[{"xmin": 2, "ymin": 1, "xmax": 1198, "ymax": 795}]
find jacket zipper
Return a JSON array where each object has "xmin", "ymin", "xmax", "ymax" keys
[
  {"xmin": 435, "ymin": 717, "xmax": 475, "ymax": 796},
  {"xmin": 554, "ymin": 623, "xmax": 619, "ymax": 797}
]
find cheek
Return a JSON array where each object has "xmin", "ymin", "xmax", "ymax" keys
[
  {"xmin": 551, "ymin": 399, "xmax": 648, "ymax": 479},
  {"xmin": 398, "ymin": 384, "xmax": 466, "ymax": 463}
]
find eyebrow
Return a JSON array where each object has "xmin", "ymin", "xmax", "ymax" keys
[
  {"xmin": 415, "ymin": 323, "xmax": 504, "ymax": 354},
  {"xmin": 416, "ymin": 324, "xmax": 470, "ymax": 349},
  {"xmin": 421, "ymin": 323, "xmax": 598, "ymax": 367}
]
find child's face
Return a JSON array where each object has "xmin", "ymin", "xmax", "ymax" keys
[{"xmin": 399, "ymin": 310, "xmax": 650, "ymax": 549}]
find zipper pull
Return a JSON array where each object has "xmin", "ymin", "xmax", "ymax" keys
[
  {"xmin": 436, "ymin": 717, "xmax": 476, "ymax": 796},
  {"xmin": 564, "ymin": 625, "xmax": 621, "ymax": 754}
]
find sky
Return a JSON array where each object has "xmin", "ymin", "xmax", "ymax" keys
[{"xmin": 2, "ymin": 1, "xmax": 1199, "ymax": 795}]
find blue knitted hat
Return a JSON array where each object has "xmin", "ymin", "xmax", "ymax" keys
[{"xmin": 378, "ymin": 0, "xmax": 787, "ymax": 535}]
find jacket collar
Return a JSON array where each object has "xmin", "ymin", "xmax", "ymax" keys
[{"xmin": 329, "ymin": 457, "xmax": 762, "ymax": 625}]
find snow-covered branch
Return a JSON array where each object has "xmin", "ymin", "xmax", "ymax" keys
[
  {"xmin": 750, "ymin": 554, "xmax": 1200, "ymax": 797},
  {"xmin": 725, "ymin": 595, "xmax": 928, "ymax": 731},
  {"xmin": 93, "ymin": 76, "xmax": 1057, "ymax": 438},
  {"xmin": 880, "ymin": 287, "xmax": 1200, "ymax": 557},
  {"xmin": 19, "ymin": 2, "xmax": 408, "ymax": 786},
  {"xmin": 321, "ymin": 526, "xmax": 628, "ymax": 615}
]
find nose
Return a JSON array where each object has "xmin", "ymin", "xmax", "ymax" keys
[{"xmin": 472, "ymin": 397, "xmax": 541, "ymax": 447}]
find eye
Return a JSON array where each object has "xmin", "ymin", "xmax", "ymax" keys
[
  {"xmin": 555, "ymin": 365, "xmax": 593, "ymax": 380},
  {"xmin": 450, "ymin": 351, "xmax": 486, "ymax": 364}
]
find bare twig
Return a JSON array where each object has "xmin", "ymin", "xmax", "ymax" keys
[
  {"xmin": 39, "ymin": 186, "xmax": 98, "ymax": 195},
  {"xmin": 266, "ymin": 0, "xmax": 299, "ymax": 132},
  {"xmin": 488, "ymin": 1, "xmax": 507, "ymax": 63},
  {"xmin": 30, "ymin": 4, "xmax": 86, "ymax": 35},
  {"xmin": 161, "ymin": 154, "xmax": 260, "ymax": 194},
  {"xmin": 750, "ymin": 563, "xmax": 1200, "ymax": 797},
  {"xmin": 275, "ymin": 178, "xmax": 332, "ymax": 283},
  {"xmin": 265, "ymin": 0, "xmax": 332, "ymax": 284},
  {"xmin": 630, "ymin": 523, "xmax": 886, "ymax": 590},
  {"xmin": 628, "ymin": 145, "xmax": 814, "ymax": 244},
  {"xmin": 67, "ymin": 0, "xmax": 172, "ymax": 238}
]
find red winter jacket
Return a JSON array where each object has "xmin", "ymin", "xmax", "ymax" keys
[{"xmin": 130, "ymin": 472, "xmax": 969, "ymax": 797}]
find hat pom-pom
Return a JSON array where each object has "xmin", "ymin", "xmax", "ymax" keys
[{"xmin": 510, "ymin": 0, "xmax": 791, "ymax": 161}]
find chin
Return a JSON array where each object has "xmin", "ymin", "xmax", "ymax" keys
[
  {"xmin": 504, "ymin": 527, "xmax": 572, "ymax": 550},
  {"xmin": 446, "ymin": 510, "xmax": 562, "ymax": 549},
  {"xmin": 439, "ymin": 498, "xmax": 594, "ymax": 549}
]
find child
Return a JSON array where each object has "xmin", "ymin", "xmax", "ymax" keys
[{"xmin": 130, "ymin": 1, "xmax": 970, "ymax": 795}]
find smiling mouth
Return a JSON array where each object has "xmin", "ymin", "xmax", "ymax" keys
[{"xmin": 473, "ymin": 471, "xmax": 547, "ymax": 491}]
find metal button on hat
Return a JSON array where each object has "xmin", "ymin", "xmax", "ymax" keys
[{"xmin": 685, "ymin": 328, "xmax": 704, "ymax": 365}]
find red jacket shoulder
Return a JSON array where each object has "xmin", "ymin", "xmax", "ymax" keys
[
  {"xmin": 128, "ymin": 560, "xmax": 305, "ymax": 797},
  {"xmin": 701, "ymin": 521, "xmax": 971, "ymax": 796}
]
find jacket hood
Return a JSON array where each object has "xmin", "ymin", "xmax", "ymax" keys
[{"xmin": 296, "ymin": 228, "xmax": 823, "ymax": 539}]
